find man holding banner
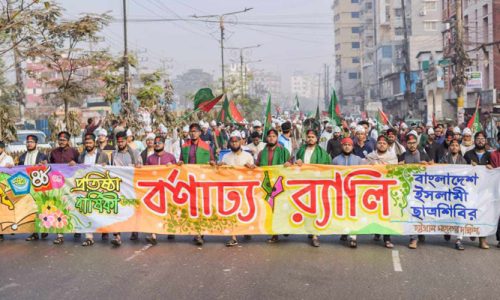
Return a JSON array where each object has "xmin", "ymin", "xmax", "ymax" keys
[
  {"xmin": 257, "ymin": 128, "xmax": 292, "ymax": 243},
  {"xmin": 490, "ymin": 132, "xmax": 500, "ymax": 248},
  {"xmin": 178, "ymin": 123, "xmax": 216, "ymax": 246},
  {"xmin": 295, "ymin": 129, "xmax": 331, "ymax": 247},
  {"xmin": 219, "ymin": 131, "xmax": 256, "ymax": 247}
]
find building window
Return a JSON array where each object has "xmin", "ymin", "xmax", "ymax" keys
[
  {"xmin": 351, "ymin": 0, "xmax": 359, "ymax": 3},
  {"xmin": 348, "ymin": 72, "xmax": 359, "ymax": 79},
  {"xmin": 423, "ymin": 21, "xmax": 438, "ymax": 31},
  {"xmin": 423, "ymin": 1, "xmax": 437, "ymax": 11},
  {"xmin": 351, "ymin": 12, "xmax": 360, "ymax": 18},
  {"xmin": 351, "ymin": 27, "xmax": 360, "ymax": 33},
  {"xmin": 365, "ymin": 2, "xmax": 372, "ymax": 9},
  {"xmin": 352, "ymin": 42, "xmax": 360, "ymax": 49},
  {"xmin": 395, "ymin": 27, "xmax": 404, "ymax": 36},
  {"xmin": 335, "ymin": 43, "xmax": 341, "ymax": 51},
  {"xmin": 381, "ymin": 46, "xmax": 392, "ymax": 58},
  {"xmin": 334, "ymin": 14, "xmax": 340, "ymax": 21},
  {"xmin": 352, "ymin": 57, "xmax": 360, "ymax": 63},
  {"xmin": 395, "ymin": 8, "xmax": 402, "ymax": 17}
]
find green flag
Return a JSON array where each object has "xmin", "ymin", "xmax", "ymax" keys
[
  {"xmin": 466, "ymin": 97, "xmax": 482, "ymax": 133},
  {"xmin": 194, "ymin": 88, "xmax": 223, "ymax": 112},
  {"xmin": 263, "ymin": 94, "xmax": 272, "ymax": 140},
  {"xmin": 328, "ymin": 89, "xmax": 341, "ymax": 126}
]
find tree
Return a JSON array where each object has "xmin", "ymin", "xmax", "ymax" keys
[
  {"xmin": 26, "ymin": 4, "xmax": 110, "ymax": 132},
  {"xmin": 1, "ymin": 0, "xmax": 53, "ymax": 121},
  {"xmin": 0, "ymin": 104, "xmax": 17, "ymax": 142}
]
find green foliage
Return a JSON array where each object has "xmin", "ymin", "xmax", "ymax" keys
[
  {"xmin": 386, "ymin": 165, "xmax": 426, "ymax": 217},
  {"xmin": 0, "ymin": 104, "xmax": 17, "ymax": 142}
]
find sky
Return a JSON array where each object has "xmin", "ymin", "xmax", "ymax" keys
[{"xmin": 62, "ymin": 0, "xmax": 334, "ymax": 95}]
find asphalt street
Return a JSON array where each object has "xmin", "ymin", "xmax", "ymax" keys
[{"xmin": 1, "ymin": 233, "xmax": 500, "ymax": 300}]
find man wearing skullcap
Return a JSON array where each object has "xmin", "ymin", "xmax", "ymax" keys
[
  {"xmin": 140, "ymin": 133, "xmax": 156, "ymax": 164},
  {"xmin": 399, "ymin": 133, "xmax": 432, "ymax": 250},
  {"xmin": 353, "ymin": 126, "xmax": 373, "ymax": 159},
  {"xmin": 326, "ymin": 126, "xmax": 343, "ymax": 159},
  {"xmin": 460, "ymin": 128, "xmax": 474, "ymax": 154}
]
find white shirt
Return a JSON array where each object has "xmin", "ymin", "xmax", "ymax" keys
[
  {"xmin": 25, "ymin": 150, "xmax": 39, "ymax": 166},
  {"xmin": 0, "ymin": 152, "xmax": 14, "ymax": 167},
  {"xmin": 319, "ymin": 131, "xmax": 333, "ymax": 150},
  {"xmin": 247, "ymin": 142, "xmax": 266, "ymax": 160},
  {"xmin": 83, "ymin": 151, "xmax": 97, "ymax": 165},
  {"xmin": 221, "ymin": 150, "xmax": 254, "ymax": 166},
  {"xmin": 303, "ymin": 148, "xmax": 314, "ymax": 164}
]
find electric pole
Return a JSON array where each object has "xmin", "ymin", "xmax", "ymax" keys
[
  {"xmin": 226, "ymin": 44, "xmax": 261, "ymax": 99},
  {"xmin": 192, "ymin": 8, "xmax": 253, "ymax": 93},
  {"xmin": 401, "ymin": 0, "xmax": 412, "ymax": 115},
  {"xmin": 122, "ymin": 0, "xmax": 130, "ymax": 103},
  {"xmin": 323, "ymin": 64, "xmax": 330, "ymax": 109},
  {"xmin": 453, "ymin": 0, "xmax": 470, "ymax": 125}
]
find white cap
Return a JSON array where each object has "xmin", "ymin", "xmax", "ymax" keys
[
  {"xmin": 97, "ymin": 128, "xmax": 107, "ymax": 136},
  {"xmin": 240, "ymin": 130, "xmax": 246, "ymax": 139},
  {"xmin": 159, "ymin": 124, "xmax": 168, "ymax": 134},
  {"xmin": 382, "ymin": 125, "xmax": 390, "ymax": 131},
  {"xmin": 146, "ymin": 133, "xmax": 156, "ymax": 140},
  {"xmin": 145, "ymin": 126, "xmax": 152, "ymax": 133},
  {"xmin": 350, "ymin": 122, "xmax": 357, "ymax": 129},
  {"xmin": 252, "ymin": 120, "xmax": 262, "ymax": 127},
  {"xmin": 201, "ymin": 122, "xmax": 209, "ymax": 129},
  {"xmin": 355, "ymin": 125, "xmax": 365, "ymax": 133},
  {"xmin": 182, "ymin": 125, "xmax": 189, "ymax": 133},
  {"xmin": 333, "ymin": 126, "xmax": 341, "ymax": 133},
  {"xmin": 401, "ymin": 123, "xmax": 408, "ymax": 129},
  {"xmin": 210, "ymin": 120, "xmax": 217, "ymax": 127},
  {"xmin": 463, "ymin": 128, "xmax": 472, "ymax": 136},
  {"xmin": 428, "ymin": 128, "xmax": 435, "ymax": 135},
  {"xmin": 230, "ymin": 131, "xmax": 242, "ymax": 139},
  {"xmin": 407, "ymin": 130, "xmax": 418, "ymax": 136},
  {"xmin": 453, "ymin": 126, "xmax": 461, "ymax": 134},
  {"xmin": 126, "ymin": 129, "xmax": 133, "ymax": 137},
  {"xmin": 326, "ymin": 123, "xmax": 333, "ymax": 128}
]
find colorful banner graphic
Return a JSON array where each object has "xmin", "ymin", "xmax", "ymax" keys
[{"xmin": 1, "ymin": 164, "xmax": 499, "ymax": 236}]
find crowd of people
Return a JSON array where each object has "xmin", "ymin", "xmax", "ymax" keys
[{"xmin": 0, "ymin": 116, "xmax": 500, "ymax": 251}]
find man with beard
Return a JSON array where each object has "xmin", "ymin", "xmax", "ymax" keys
[
  {"xmin": 295, "ymin": 129, "xmax": 331, "ymax": 247},
  {"xmin": 386, "ymin": 128, "xmax": 406, "ymax": 157},
  {"xmin": 78, "ymin": 134, "xmax": 110, "ymax": 246},
  {"xmin": 399, "ymin": 134, "xmax": 432, "ymax": 250},
  {"xmin": 144, "ymin": 136, "xmax": 177, "ymax": 245},
  {"xmin": 50, "ymin": 131, "xmax": 80, "ymax": 245},
  {"xmin": 319, "ymin": 123, "xmax": 333, "ymax": 150},
  {"xmin": 464, "ymin": 131, "xmax": 491, "ymax": 249},
  {"xmin": 110, "ymin": 131, "xmax": 143, "ymax": 247},
  {"xmin": 434, "ymin": 124, "xmax": 446, "ymax": 144},
  {"xmin": 178, "ymin": 123, "xmax": 216, "ymax": 246},
  {"xmin": 257, "ymin": 129, "xmax": 292, "ymax": 243},
  {"xmin": 219, "ymin": 131, "xmax": 256, "ymax": 247},
  {"xmin": 363, "ymin": 135, "xmax": 397, "ymax": 248},
  {"xmin": 140, "ymin": 133, "xmax": 156, "ymax": 164},
  {"xmin": 331, "ymin": 137, "xmax": 367, "ymax": 248},
  {"xmin": 20, "ymin": 135, "xmax": 49, "ymax": 242},
  {"xmin": 246, "ymin": 131, "xmax": 266, "ymax": 161},
  {"xmin": 460, "ymin": 128, "xmax": 475, "ymax": 154},
  {"xmin": 327, "ymin": 126, "xmax": 343, "ymax": 159},
  {"xmin": 439, "ymin": 139, "xmax": 467, "ymax": 250}
]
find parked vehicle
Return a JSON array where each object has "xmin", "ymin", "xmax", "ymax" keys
[{"xmin": 6, "ymin": 130, "xmax": 52, "ymax": 155}]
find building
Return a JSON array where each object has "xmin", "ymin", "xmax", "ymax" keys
[
  {"xmin": 290, "ymin": 71, "xmax": 323, "ymax": 111},
  {"xmin": 248, "ymin": 68, "xmax": 282, "ymax": 103},
  {"xmin": 333, "ymin": 0, "xmax": 363, "ymax": 108},
  {"xmin": 443, "ymin": 0, "xmax": 500, "ymax": 120}
]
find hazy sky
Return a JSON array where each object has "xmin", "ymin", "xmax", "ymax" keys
[{"xmin": 62, "ymin": 0, "xmax": 334, "ymax": 94}]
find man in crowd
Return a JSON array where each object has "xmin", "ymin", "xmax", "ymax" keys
[
  {"xmin": 331, "ymin": 137, "xmax": 367, "ymax": 248},
  {"xmin": 319, "ymin": 123, "xmax": 333, "ymax": 150},
  {"xmin": 144, "ymin": 135, "xmax": 177, "ymax": 245},
  {"xmin": 49, "ymin": 131, "xmax": 80, "ymax": 245},
  {"xmin": 386, "ymin": 128, "xmax": 406, "ymax": 157},
  {"xmin": 78, "ymin": 133, "xmax": 110, "ymax": 246},
  {"xmin": 21, "ymin": 135, "xmax": 49, "ymax": 242},
  {"xmin": 140, "ymin": 133, "xmax": 156, "ymax": 164},
  {"xmin": 399, "ymin": 133, "xmax": 432, "ymax": 250},
  {"xmin": 247, "ymin": 131, "xmax": 266, "ymax": 161},
  {"xmin": 327, "ymin": 126, "xmax": 343, "ymax": 159},
  {"xmin": 460, "ymin": 128, "xmax": 475, "ymax": 155},
  {"xmin": 97, "ymin": 129, "xmax": 115, "ymax": 151},
  {"xmin": 178, "ymin": 123, "xmax": 216, "ymax": 246},
  {"xmin": 278, "ymin": 121, "xmax": 293, "ymax": 155},
  {"xmin": 464, "ymin": 131, "xmax": 491, "ymax": 249},
  {"xmin": 110, "ymin": 131, "xmax": 143, "ymax": 246},
  {"xmin": 362, "ymin": 135, "xmax": 397, "ymax": 249},
  {"xmin": 126, "ymin": 129, "xmax": 145, "ymax": 153},
  {"xmin": 424, "ymin": 128, "xmax": 445, "ymax": 163},
  {"xmin": 295, "ymin": 129, "xmax": 331, "ymax": 247},
  {"xmin": 353, "ymin": 126, "xmax": 373, "ymax": 159},
  {"xmin": 219, "ymin": 131, "xmax": 256, "ymax": 247},
  {"xmin": 257, "ymin": 128, "xmax": 292, "ymax": 243},
  {"xmin": 0, "ymin": 141, "xmax": 14, "ymax": 167},
  {"xmin": 439, "ymin": 138, "xmax": 468, "ymax": 250}
]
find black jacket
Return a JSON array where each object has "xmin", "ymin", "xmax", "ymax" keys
[
  {"xmin": 18, "ymin": 151, "xmax": 48, "ymax": 166},
  {"xmin": 464, "ymin": 149, "xmax": 491, "ymax": 165}
]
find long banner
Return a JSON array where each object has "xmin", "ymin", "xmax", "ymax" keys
[{"xmin": 1, "ymin": 164, "xmax": 499, "ymax": 236}]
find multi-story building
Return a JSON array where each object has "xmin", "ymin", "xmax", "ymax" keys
[
  {"xmin": 247, "ymin": 68, "xmax": 282, "ymax": 104},
  {"xmin": 443, "ymin": 0, "xmax": 500, "ymax": 119},
  {"xmin": 290, "ymin": 71, "xmax": 323, "ymax": 111},
  {"xmin": 333, "ymin": 0, "xmax": 363, "ymax": 109}
]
